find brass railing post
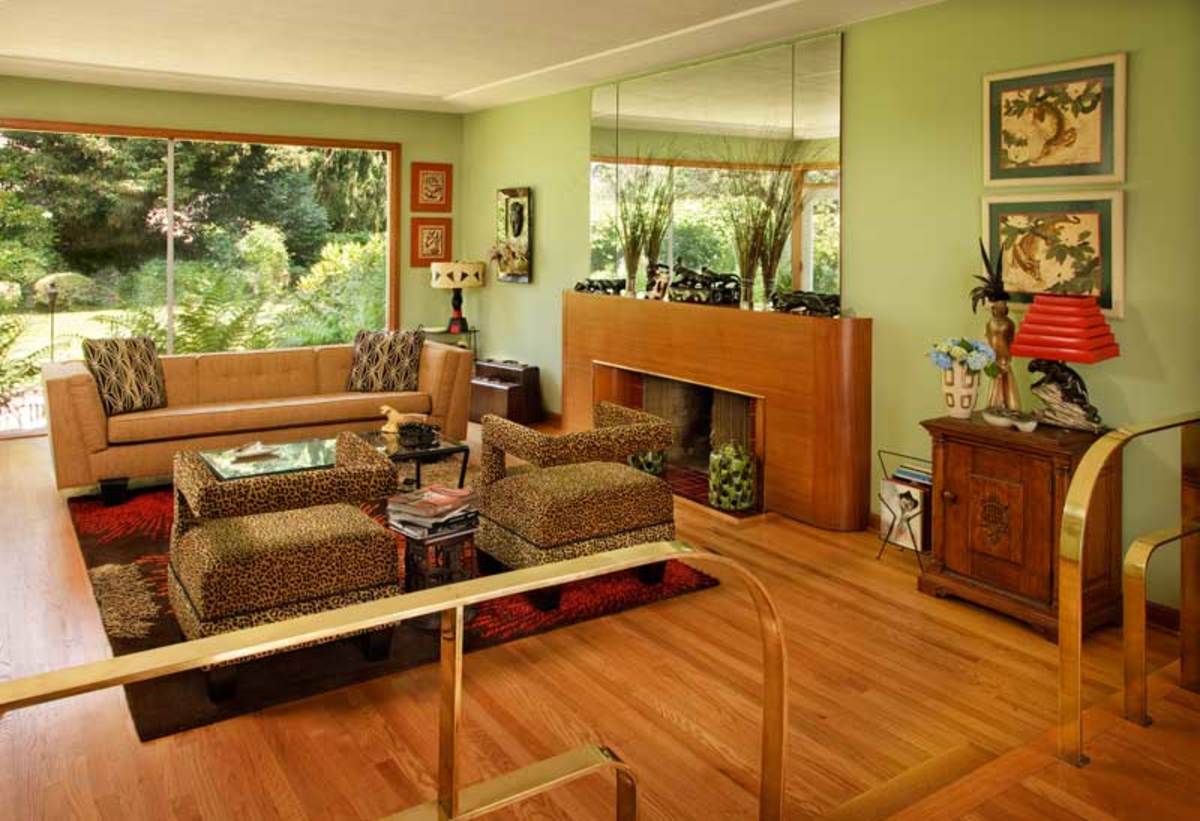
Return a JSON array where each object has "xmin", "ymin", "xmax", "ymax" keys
[
  {"xmin": 1121, "ymin": 527, "xmax": 1200, "ymax": 724},
  {"xmin": 615, "ymin": 767, "xmax": 638, "ymax": 821},
  {"xmin": 1057, "ymin": 411, "xmax": 1200, "ymax": 766},
  {"xmin": 439, "ymin": 605, "xmax": 465, "ymax": 818}
]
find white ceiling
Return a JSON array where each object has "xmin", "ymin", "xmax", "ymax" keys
[{"xmin": 0, "ymin": 0, "xmax": 939, "ymax": 112}]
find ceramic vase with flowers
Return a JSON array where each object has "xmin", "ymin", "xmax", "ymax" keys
[{"xmin": 929, "ymin": 338, "xmax": 998, "ymax": 419}]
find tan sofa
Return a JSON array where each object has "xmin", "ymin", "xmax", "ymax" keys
[{"xmin": 42, "ymin": 341, "xmax": 474, "ymax": 492}]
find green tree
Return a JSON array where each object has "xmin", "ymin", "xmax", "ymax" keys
[
  {"xmin": 309, "ymin": 148, "xmax": 388, "ymax": 232},
  {"xmin": 0, "ymin": 131, "xmax": 164, "ymax": 275},
  {"xmin": 237, "ymin": 223, "xmax": 290, "ymax": 294},
  {"xmin": 590, "ymin": 216, "xmax": 621, "ymax": 274},
  {"xmin": 275, "ymin": 235, "xmax": 385, "ymax": 346}
]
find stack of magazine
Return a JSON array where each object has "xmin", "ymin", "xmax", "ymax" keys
[
  {"xmin": 386, "ymin": 485, "xmax": 478, "ymax": 540},
  {"xmin": 891, "ymin": 462, "xmax": 932, "ymax": 487}
]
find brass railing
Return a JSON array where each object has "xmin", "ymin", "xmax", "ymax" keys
[
  {"xmin": 1057, "ymin": 411, "xmax": 1200, "ymax": 766},
  {"xmin": 0, "ymin": 540, "xmax": 787, "ymax": 819}
]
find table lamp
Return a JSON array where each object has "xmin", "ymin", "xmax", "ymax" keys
[
  {"xmin": 1010, "ymin": 294, "xmax": 1119, "ymax": 432},
  {"xmin": 430, "ymin": 261, "xmax": 484, "ymax": 334}
]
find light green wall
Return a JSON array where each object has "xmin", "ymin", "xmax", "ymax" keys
[
  {"xmin": 460, "ymin": 90, "xmax": 592, "ymax": 411},
  {"xmin": 841, "ymin": 0, "xmax": 1200, "ymax": 607},
  {"xmin": 0, "ymin": 75, "xmax": 463, "ymax": 326},
  {"xmin": 457, "ymin": 0, "xmax": 1200, "ymax": 605}
]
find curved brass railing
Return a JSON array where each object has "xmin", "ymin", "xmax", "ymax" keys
[
  {"xmin": 1057, "ymin": 411, "xmax": 1200, "ymax": 766},
  {"xmin": 0, "ymin": 540, "xmax": 787, "ymax": 820},
  {"xmin": 1121, "ymin": 523, "xmax": 1200, "ymax": 726}
]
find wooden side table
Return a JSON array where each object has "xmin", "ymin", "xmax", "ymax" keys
[{"xmin": 919, "ymin": 415, "xmax": 1123, "ymax": 639}]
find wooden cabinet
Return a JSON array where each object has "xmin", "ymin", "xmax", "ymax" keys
[{"xmin": 919, "ymin": 416, "xmax": 1122, "ymax": 639}]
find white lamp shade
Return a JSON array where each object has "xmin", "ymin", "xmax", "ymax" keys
[{"xmin": 431, "ymin": 260, "xmax": 485, "ymax": 289}]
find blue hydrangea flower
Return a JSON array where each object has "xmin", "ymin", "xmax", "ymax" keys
[
  {"xmin": 930, "ymin": 350, "xmax": 953, "ymax": 369},
  {"xmin": 965, "ymin": 350, "xmax": 989, "ymax": 372},
  {"xmin": 973, "ymin": 340, "xmax": 996, "ymax": 359}
]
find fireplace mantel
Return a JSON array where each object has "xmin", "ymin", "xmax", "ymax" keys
[{"xmin": 562, "ymin": 292, "xmax": 872, "ymax": 531}]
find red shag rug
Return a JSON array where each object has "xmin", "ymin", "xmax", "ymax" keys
[{"xmin": 69, "ymin": 487, "xmax": 716, "ymax": 740}]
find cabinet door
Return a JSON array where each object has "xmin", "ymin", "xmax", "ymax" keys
[{"xmin": 941, "ymin": 441, "xmax": 1054, "ymax": 602}]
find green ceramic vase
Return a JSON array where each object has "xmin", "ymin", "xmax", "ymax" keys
[{"xmin": 708, "ymin": 442, "xmax": 755, "ymax": 511}]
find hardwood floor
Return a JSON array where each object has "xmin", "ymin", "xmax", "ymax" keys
[{"xmin": 0, "ymin": 433, "xmax": 1181, "ymax": 819}]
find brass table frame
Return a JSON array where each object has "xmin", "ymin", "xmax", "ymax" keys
[
  {"xmin": 0, "ymin": 540, "xmax": 787, "ymax": 820},
  {"xmin": 1057, "ymin": 411, "xmax": 1200, "ymax": 766}
]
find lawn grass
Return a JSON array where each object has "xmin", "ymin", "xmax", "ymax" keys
[{"xmin": 6, "ymin": 307, "xmax": 159, "ymax": 362}]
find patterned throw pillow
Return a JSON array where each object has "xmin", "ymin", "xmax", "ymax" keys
[
  {"xmin": 82, "ymin": 336, "xmax": 168, "ymax": 416},
  {"xmin": 346, "ymin": 329, "xmax": 424, "ymax": 393}
]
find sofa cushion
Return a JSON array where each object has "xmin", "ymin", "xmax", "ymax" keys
[
  {"xmin": 347, "ymin": 329, "xmax": 424, "ymax": 393},
  {"xmin": 171, "ymin": 503, "xmax": 397, "ymax": 620},
  {"xmin": 82, "ymin": 336, "xmax": 168, "ymax": 416},
  {"xmin": 108, "ymin": 391, "xmax": 431, "ymax": 444},
  {"xmin": 480, "ymin": 462, "xmax": 674, "ymax": 549},
  {"xmin": 194, "ymin": 348, "xmax": 317, "ymax": 404}
]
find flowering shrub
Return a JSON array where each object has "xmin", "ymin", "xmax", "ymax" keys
[{"xmin": 929, "ymin": 337, "xmax": 998, "ymax": 376}]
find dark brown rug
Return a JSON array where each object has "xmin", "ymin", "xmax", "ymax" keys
[{"xmin": 69, "ymin": 474, "xmax": 716, "ymax": 740}]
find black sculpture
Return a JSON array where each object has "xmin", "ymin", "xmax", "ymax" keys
[
  {"xmin": 573, "ymin": 278, "xmax": 625, "ymax": 296},
  {"xmin": 646, "ymin": 262, "xmax": 671, "ymax": 300},
  {"xmin": 1028, "ymin": 358, "xmax": 1104, "ymax": 431},
  {"xmin": 769, "ymin": 290, "xmax": 841, "ymax": 317},
  {"xmin": 508, "ymin": 200, "xmax": 526, "ymax": 238}
]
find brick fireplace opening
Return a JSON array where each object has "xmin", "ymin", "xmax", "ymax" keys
[{"xmin": 592, "ymin": 363, "xmax": 762, "ymax": 515}]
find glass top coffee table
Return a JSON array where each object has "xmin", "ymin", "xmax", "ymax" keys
[{"xmin": 198, "ymin": 432, "xmax": 470, "ymax": 488}]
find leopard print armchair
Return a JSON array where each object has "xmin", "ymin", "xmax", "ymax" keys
[
  {"xmin": 476, "ymin": 402, "xmax": 676, "ymax": 610},
  {"xmin": 173, "ymin": 431, "xmax": 396, "ymax": 540},
  {"xmin": 480, "ymin": 401, "xmax": 673, "ymax": 485}
]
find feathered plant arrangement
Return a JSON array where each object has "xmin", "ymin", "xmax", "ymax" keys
[
  {"xmin": 616, "ymin": 159, "xmax": 673, "ymax": 295},
  {"xmin": 970, "ymin": 238, "xmax": 1010, "ymax": 313}
]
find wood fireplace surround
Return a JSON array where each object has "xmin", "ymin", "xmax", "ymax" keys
[{"xmin": 562, "ymin": 291, "xmax": 872, "ymax": 531}]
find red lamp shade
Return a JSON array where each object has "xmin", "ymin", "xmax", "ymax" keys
[{"xmin": 1010, "ymin": 295, "xmax": 1120, "ymax": 364}]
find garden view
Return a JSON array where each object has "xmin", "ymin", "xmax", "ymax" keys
[{"xmin": 0, "ymin": 130, "xmax": 389, "ymax": 432}]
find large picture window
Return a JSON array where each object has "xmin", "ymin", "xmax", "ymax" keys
[{"xmin": 0, "ymin": 122, "xmax": 398, "ymax": 434}]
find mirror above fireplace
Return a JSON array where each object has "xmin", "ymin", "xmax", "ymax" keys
[{"xmin": 588, "ymin": 33, "xmax": 842, "ymax": 308}]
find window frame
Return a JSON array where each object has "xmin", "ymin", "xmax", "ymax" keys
[{"xmin": 0, "ymin": 117, "xmax": 403, "ymax": 330}]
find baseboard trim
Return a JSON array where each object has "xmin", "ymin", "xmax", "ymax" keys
[{"xmin": 1147, "ymin": 601, "xmax": 1180, "ymax": 633}]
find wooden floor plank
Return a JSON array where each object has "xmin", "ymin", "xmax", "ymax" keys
[{"xmin": 0, "ymin": 433, "xmax": 1185, "ymax": 819}]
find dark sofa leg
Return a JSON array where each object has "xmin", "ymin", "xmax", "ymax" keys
[
  {"xmin": 99, "ymin": 478, "xmax": 129, "ymax": 506},
  {"xmin": 206, "ymin": 666, "xmax": 238, "ymax": 701},
  {"xmin": 361, "ymin": 626, "xmax": 395, "ymax": 661},
  {"xmin": 637, "ymin": 561, "xmax": 667, "ymax": 586},
  {"xmin": 529, "ymin": 586, "xmax": 562, "ymax": 612}
]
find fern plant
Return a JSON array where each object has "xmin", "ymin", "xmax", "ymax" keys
[
  {"xmin": 100, "ymin": 269, "xmax": 274, "ymax": 353},
  {"xmin": 0, "ymin": 316, "xmax": 43, "ymax": 410}
]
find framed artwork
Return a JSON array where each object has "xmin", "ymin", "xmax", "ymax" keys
[
  {"xmin": 982, "ymin": 191, "xmax": 1124, "ymax": 318},
  {"xmin": 495, "ymin": 187, "xmax": 532, "ymax": 283},
  {"xmin": 411, "ymin": 162, "xmax": 453, "ymax": 212},
  {"xmin": 983, "ymin": 53, "xmax": 1125, "ymax": 186},
  {"xmin": 410, "ymin": 217, "xmax": 452, "ymax": 267}
]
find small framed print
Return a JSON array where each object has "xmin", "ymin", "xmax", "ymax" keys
[
  {"xmin": 984, "ymin": 53, "xmax": 1125, "ymax": 186},
  {"xmin": 982, "ymin": 190, "xmax": 1124, "ymax": 318},
  {"xmin": 411, "ymin": 162, "xmax": 453, "ymax": 212},
  {"xmin": 410, "ymin": 217, "xmax": 452, "ymax": 267}
]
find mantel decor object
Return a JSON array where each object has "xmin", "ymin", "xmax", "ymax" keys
[
  {"xmin": 431, "ymin": 260, "xmax": 485, "ymax": 334},
  {"xmin": 493, "ymin": 187, "xmax": 532, "ymax": 283},
  {"xmin": 928, "ymin": 338, "xmax": 998, "ymax": 419},
  {"xmin": 1010, "ymin": 293, "xmax": 1119, "ymax": 432},
  {"xmin": 971, "ymin": 239, "xmax": 1019, "ymax": 411}
]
